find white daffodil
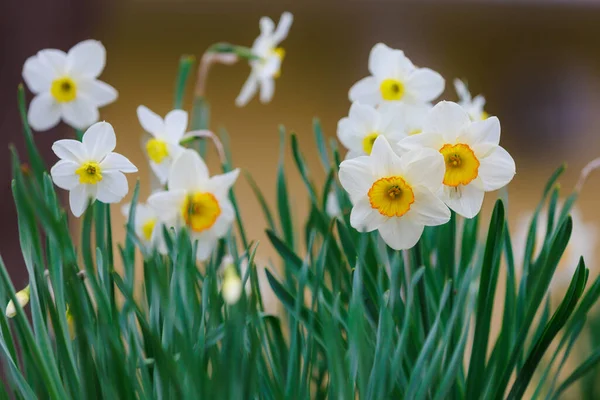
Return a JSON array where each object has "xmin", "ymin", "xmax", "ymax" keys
[
  {"xmin": 147, "ymin": 149, "xmax": 239, "ymax": 261},
  {"xmin": 454, "ymin": 79, "xmax": 488, "ymax": 121},
  {"xmin": 398, "ymin": 101, "xmax": 516, "ymax": 219},
  {"xmin": 236, "ymin": 12, "xmax": 293, "ymax": 107},
  {"xmin": 338, "ymin": 102, "xmax": 430, "ymax": 159},
  {"xmin": 50, "ymin": 122, "xmax": 137, "ymax": 217},
  {"xmin": 121, "ymin": 200, "xmax": 165, "ymax": 253},
  {"xmin": 5, "ymin": 285, "xmax": 30, "ymax": 318},
  {"xmin": 137, "ymin": 106, "xmax": 188, "ymax": 184},
  {"xmin": 349, "ymin": 43, "xmax": 444, "ymax": 107},
  {"xmin": 339, "ymin": 136, "xmax": 450, "ymax": 250},
  {"xmin": 22, "ymin": 40, "xmax": 117, "ymax": 131}
]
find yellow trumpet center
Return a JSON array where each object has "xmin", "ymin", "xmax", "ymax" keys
[
  {"xmin": 271, "ymin": 47, "xmax": 285, "ymax": 79},
  {"xmin": 368, "ymin": 176, "xmax": 415, "ymax": 217},
  {"xmin": 142, "ymin": 218, "xmax": 156, "ymax": 241},
  {"xmin": 480, "ymin": 111, "xmax": 489, "ymax": 120},
  {"xmin": 182, "ymin": 192, "xmax": 221, "ymax": 232},
  {"xmin": 146, "ymin": 139, "xmax": 169, "ymax": 164},
  {"xmin": 75, "ymin": 161, "xmax": 103, "ymax": 184},
  {"xmin": 362, "ymin": 132, "xmax": 379, "ymax": 154},
  {"xmin": 439, "ymin": 143, "xmax": 480, "ymax": 187},
  {"xmin": 50, "ymin": 77, "xmax": 77, "ymax": 103},
  {"xmin": 380, "ymin": 79, "xmax": 404, "ymax": 101}
]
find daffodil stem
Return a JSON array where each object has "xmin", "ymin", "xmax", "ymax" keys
[
  {"xmin": 413, "ymin": 242, "xmax": 431, "ymax": 336},
  {"xmin": 193, "ymin": 48, "xmax": 239, "ymax": 98}
]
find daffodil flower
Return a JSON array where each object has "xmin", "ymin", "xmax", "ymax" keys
[
  {"xmin": 236, "ymin": 12, "xmax": 293, "ymax": 107},
  {"xmin": 454, "ymin": 79, "xmax": 488, "ymax": 121},
  {"xmin": 5, "ymin": 285, "xmax": 30, "ymax": 318},
  {"xmin": 22, "ymin": 40, "xmax": 117, "ymax": 131},
  {"xmin": 337, "ymin": 102, "xmax": 430, "ymax": 159},
  {"xmin": 147, "ymin": 149, "xmax": 239, "ymax": 261},
  {"xmin": 122, "ymin": 200, "xmax": 165, "ymax": 253},
  {"xmin": 50, "ymin": 122, "xmax": 138, "ymax": 217},
  {"xmin": 137, "ymin": 106, "xmax": 188, "ymax": 184},
  {"xmin": 398, "ymin": 101, "xmax": 516, "ymax": 218},
  {"xmin": 349, "ymin": 43, "xmax": 444, "ymax": 107},
  {"xmin": 339, "ymin": 136, "xmax": 450, "ymax": 250}
]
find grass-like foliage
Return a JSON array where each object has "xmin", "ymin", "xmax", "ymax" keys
[{"xmin": 1, "ymin": 60, "xmax": 600, "ymax": 400}]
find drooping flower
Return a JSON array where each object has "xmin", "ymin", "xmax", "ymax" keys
[
  {"xmin": 147, "ymin": 149, "xmax": 239, "ymax": 261},
  {"xmin": 398, "ymin": 101, "xmax": 516, "ymax": 218},
  {"xmin": 121, "ymin": 199, "xmax": 165, "ymax": 253},
  {"xmin": 50, "ymin": 122, "xmax": 138, "ymax": 217},
  {"xmin": 338, "ymin": 102, "xmax": 430, "ymax": 159},
  {"xmin": 339, "ymin": 136, "xmax": 450, "ymax": 250},
  {"xmin": 22, "ymin": 40, "xmax": 117, "ymax": 131},
  {"xmin": 137, "ymin": 106, "xmax": 188, "ymax": 184},
  {"xmin": 236, "ymin": 12, "xmax": 293, "ymax": 107},
  {"xmin": 349, "ymin": 43, "xmax": 444, "ymax": 107},
  {"xmin": 5, "ymin": 285, "xmax": 30, "ymax": 318},
  {"xmin": 454, "ymin": 79, "xmax": 488, "ymax": 121}
]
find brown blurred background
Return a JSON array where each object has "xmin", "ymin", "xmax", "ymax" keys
[{"xmin": 2, "ymin": 0, "xmax": 600, "ymax": 286}]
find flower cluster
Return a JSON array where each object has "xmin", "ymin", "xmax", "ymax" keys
[{"xmin": 338, "ymin": 43, "xmax": 516, "ymax": 250}]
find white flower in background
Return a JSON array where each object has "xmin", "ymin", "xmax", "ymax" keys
[
  {"xmin": 5, "ymin": 285, "xmax": 30, "ymax": 318},
  {"xmin": 137, "ymin": 106, "xmax": 188, "ymax": 184},
  {"xmin": 349, "ymin": 43, "xmax": 444, "ymax": 107},
  {"xmin": 121, "ymin": 200, "xmax": 165, "ymax": 253},
  {"xmin": 338, "ymin": 102, "xmax": 430, "ymax": 159},
  {"xmin": 147, "ymin": 149, "xmax": 239, "ymax": 261},
  {"xmin": 326, "ymin": 191, "xmax": 342, "ymax": 218},
  {"xmin": 339, "ymin": 136, "xmax": 450, "ymax": 250},
  {"xmin": 236, "ymin": 12, "xmax": 293, "ymax": 107},
  {"xmin": 22, "ymin": 40, "xmax": 117, "ymax": 131},
  {"xmin": 398, "ymin": 101, "xmax": 515, "ymax": 218},
  {"xmin": 454, "ymin": 79, "xmax": 488, "ymax": 121},
  {"xmin": 515, "ymin": 206, "xmax": 598, "ymax": 290},
  {"xmin": 50, "ymin": 122, "xmax": 137, "ymax": 217}
]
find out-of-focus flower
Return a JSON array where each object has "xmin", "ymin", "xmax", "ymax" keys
[
  {"xmin": 5, "ymin": 285, "xmax": 30, "ymax": 318},
  {"xmin": 338, "ymin": 102, "xmax": 430, "ymax": 159},
  {"xmin": 236, "ymin": 12, "xmax": 293, "ymax": 107},
  {"xmin": 220, "ymin": 255, "xmax": 245, "ymax": 305},
  {"xmin": 326, "ymin": 191, "xmax": 342, "ymax": 218},
  {"xmin": 22, "ymin": 40, "xmax": 117, "ymax": 131},
  {"xmin": 137, "ymin": 106, "xmax": 188, "ymax": 185},
  {"xmin": 339, "ymin": 136, "xmax": 450, "ymax": 250},
  {"xmin": 121, "ymin": 199, "xmax": 165, "ymax": 253},
  {"xmin": 50, "ymin": 122, "xmax": 138, "ymax": 217},
  {"xmin": 147, "ymin": 150, "xmax": 239, "ymax": 261},
  {"xmin": 454, "ymin": 79, "xmax": 488, "ymax": 121},
  {"xmin": 398, "ymin": 101, "xmax": 515, "ymax": 218},
  {"xmin": 349, "ymin": 43, "xmax": 444, "ymax": 107}
]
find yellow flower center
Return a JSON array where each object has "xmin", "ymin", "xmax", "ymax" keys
[
  {"xmin": 362, "ymin": 132, "xmax": 379, "ymax": 154},
  {"xmin": 50, "ymin": 77, "xmax": 77, "ymax": 103},
  {"xmin": 146, "ymin": 139, "xmax": 169, "ymax": 164},
  {"xmin": 480, "ymin": 111, "xmax": 489, "ymax": 120},
  {"xmin": 271, "ymin": 47, "xmax": 285, "ymax": 79},
  {"xmin": 380, "ymin": 79, "xmax": 404, "ymax": 101},
  {"xmin": 181, "ymin": 192, "xmax": 221, "ymax": 232},
  {"xmin": 439, "ymin": 143, "xmax": 480, "ymax": 187},
  {"xmin": 75, "ymin": 161, "xmax": 103, "ymax": 184},
  {"xmin": 368, "ymin": 176, "xmax": 415, "ymax": 217},
  {"xmin": 142, "ymin": 218, "xmax": 156, "ymax": 241},
  {"xmin": 409, "ymin": 129, "xmax": 422, "ymax": 136}
]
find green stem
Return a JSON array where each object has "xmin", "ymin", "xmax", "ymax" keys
[{"xmin": 413, "ymin": 242, "xmax": 431, "ymax": 335}]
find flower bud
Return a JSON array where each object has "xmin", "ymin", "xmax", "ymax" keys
[
  {"xmin": 5, "ymin": 285, "xmax": 30, "ymax": 318},
  {"xmin": 222, "ymin": 266, "xmax": 243, "ymax": 305}
]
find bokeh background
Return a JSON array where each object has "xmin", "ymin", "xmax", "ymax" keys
[{"xmin": 1, "ymin": 0, "xmax": 600, "ymax": 396}]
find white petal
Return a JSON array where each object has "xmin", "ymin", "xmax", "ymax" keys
[
  {"xmin": 477, "ymin": 146, "xmax": 516, "ymax": 191},
  {"xmin": 50, "ymin": 160, "xmax": 79, "ymax": 190},
  {"xmin": 100, "ymin": 152, "xmax": 137, "ymax": 173},
  {"xmin": 337, "ymin": 117, "xmax": 363, "ymax": 153},
  {"xmin": 396, "ymin": 132, "xmax": 445, "ymax": 154},
  {"xmin": 424, "ymin": 101, "xmax": 471, "ymax": 142},
  {"xmin": 259, "ymin": 17, "xmax": 275, "ymax": 35},
  {"xmin": 350, "ymin": 196, "xmax": 387, "ymax": 232},
  {"xmin": 195, "ymin": 233, "xmax": 218, "ymax": 262},
  {"xmin": 82, "ymin": 121, "xmax": 116, "ymax": 160},
  {"xmin": 369, "ymin": 136, "xmax": 403, "ymax": 177},
  {"xmin": 460, "ymin": 116, "xmax": 501, "ymax": 146},
  {"xmin": 210, "ymin": 199, "xmax": 235, "ymax": 237},
  {"xmin": 349, "ymin": 77, "xmax": 381, "ymax": 106},
  {"xmin": 339, "ymin": 156, "xmax": 374, "ymax": 203},
  {"xmin": 409, "ymin": 189, "xmax": 450, "ymax": 226},
  {"xmin": 377, "ymin": 217, "xmax": 424, "ymax": 250},
  {"xmin": 137, "ymin": 105, "xmax": 165, "ymax": 137},
  {"xmin": 405, "ymin": 68, "xmax": 445, "ymax": 102},
  {"xmin": 28, "ymin": 93, "xmax": 61, "ymax": 131},
  {"xmin": 69, "ymin": 184, "xmax": 93, "ymax": 217},
  {"xmin": 168, "ymin": 149, "xmax": 209, "ymax": 191},
  {"xmin": 77, "ymin": 79, "xmax": 117, "ymax": 107},
  {"xmin": 150, "ymin": 159, "xmax": 171, "ymax": 185},
  {"xmin": 148, "ymin": 190, "xmax": 187, "ymax": 224},
  {"xmin": 22, "ymin": 56, "xmax": 54, "ymax": 93},
  {"xmin": 62, "ymin": 98, "xmax": 99, "ymax": 130},
  {"xmin": 52, "ymin": 139, "xmax": 85, "ymax": 163},
  {"xmin": 440, "ymin": 183, "xmax": 484, "ymax": 219},
  {"xmin": 259, "ymin": 78, "xmax": 275, "ymax": 103},
  {"xmin": 37, "ymin": 49, "xmax": 68, "ymax": 76},
  {"xmin": 164, "ymin": 109, "xmax": 188, "ymax": 142},
  {"xmin": 348, "ymin": 102, "xmax": 379, "ymax": 132},
  {"xmin": 236, "ymin": 75, "xmax": 259, "ymax": 107},
  {"xmin": 272, "ymin": 12, "xmax": 293, "ymax": 44},
  {"xmin": 368, "ymin": 43, "xmax": 413, "ymax": 79},
  {"xmin": 67, "ymin": 40, "xmax": 106, "ymax": 78},
  {"xmin": 96, "ymin": 172, "xmax": 128, "ymax": 203},
  {"xmin": 206, "ymin": 169, "xmax": 240, "ymax": 198},
  {"xmin": 454, "ymin": 79, "xmax": 471, "ymax": 102},
  {"xmin": 401, "ymin": 148, "xmax": 445, "ymax": 191}
]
